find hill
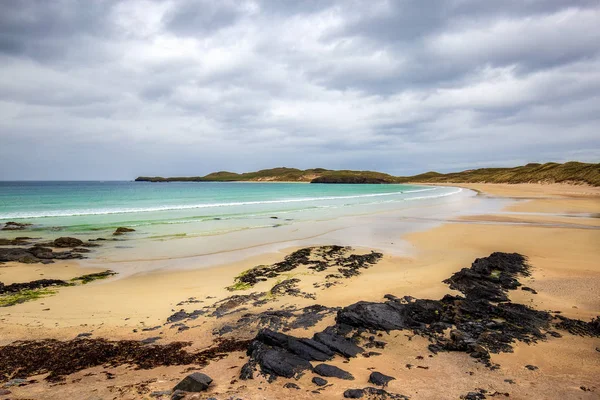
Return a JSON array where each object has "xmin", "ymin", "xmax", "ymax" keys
[
  {"xmin": 396, "ymin": 161, "xmax": 600, "ymax": 186},
  {"xmin": 135, "ymin": 162, "xmax": 600, "ymax": 186}
]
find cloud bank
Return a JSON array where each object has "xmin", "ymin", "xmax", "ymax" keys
[{"xmin": 1, "ymin": 0, "xmax": 599, "ymax": 179}]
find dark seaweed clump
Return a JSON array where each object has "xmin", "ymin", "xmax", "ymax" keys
[{"xmin": 0, "ymin": 338, "xmax": 250, "ymax": 382}]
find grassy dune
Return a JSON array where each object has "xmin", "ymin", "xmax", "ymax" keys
[
  {"xmin": 397, "ymin": 162, "xmax": 600, "ymax": 186},
  {"xmin": 136, "ymin": 162, "xmax": 599, "ymax": 186}
]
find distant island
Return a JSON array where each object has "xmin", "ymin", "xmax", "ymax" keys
[{"xmin": 136, "ymin": 161, "xmax": 600, "ymax": 186}]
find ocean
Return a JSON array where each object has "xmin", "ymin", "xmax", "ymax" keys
[{"xmin": 0, "ymin": 181, "xmax": 462, "ymax": 242}]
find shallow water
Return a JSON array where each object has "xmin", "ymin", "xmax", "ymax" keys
[
  {"xmin": 0, "ymin": 181, "xmax": 459, "ymax": 238},
  {"xmin": 0, "ymin": 181, "xmax": 513, "ymax": 275}
]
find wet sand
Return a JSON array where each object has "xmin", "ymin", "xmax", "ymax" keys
[{"xmin": 1, "ymin": 183, "xmax": 599, "ymax": 399}]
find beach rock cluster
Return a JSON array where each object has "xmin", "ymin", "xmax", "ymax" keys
[
  {"xmin": 0, "ymin": 236, "xmax": 99, "ymax": 264},
  {"xmin": 240, "ymin": 326, "xmax": 362, "ymax": 381},
  {"xmin": 227, "ymin": 246, "xmax": 382, "ymax": 291},
  {"xmin": 1, "ymin": 222, "xmax": 31, "ymax": 231},
  {"xmin": 0, "ymin": 246, "xmax": 85, "ymax": 264},
  {"xmin": 239, "ymin": 252, "xmax": 600, "ymax": 383}
]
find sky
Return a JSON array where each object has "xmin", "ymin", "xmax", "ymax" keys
[{"xmin": 1, "ymin": 0, "xmax": 599, "ymax": 180}]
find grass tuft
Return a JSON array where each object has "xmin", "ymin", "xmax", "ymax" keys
[{"xmin": 0, "ymin": 289, "xmax": 57, "ymax": 307}]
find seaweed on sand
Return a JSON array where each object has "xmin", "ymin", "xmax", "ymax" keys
[{"xmin": 0, "ymin": 338, "xmax": 250, "ymax": 382}]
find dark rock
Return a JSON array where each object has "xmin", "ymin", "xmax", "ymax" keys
[
  {"xmin": 2, "ymin": 222, "xmax": 31, "ymax": 231},
  {"xmin": 368, "ymin": 371, "xmax": 395, "ymax": 387},
  {"xmin": 172, "ymin": 372, "xmax": 213, "ymax": 392},
  {"xmin": 171, "ymin": 390, "xmax": 186, "ymax": 400},
  {"xmin": 0, "ymin": 389, "xmax": 11, "ymax": 395},
  {"xmin": 312, "ymin": 377, "xmax": 328, "ymax": 386},
  {"xmin": 142, "ymin": 326, "xmax": 162, "ymax": 331},
  {"xmin": 521, "ymin": 286, "xmax": 537, "ymax": 294},
  {"xmin": 283, "ymin": 382, "xmax": 300, "ymax": 389},
  {"xmin": 242, "ymin": 341, "xmax": 312, "ymax": 380},
  {"xmin": 525, "ymin": 364, "xmax": 538, "ymax": 371},
  {"xmin": 150, "ymin": 390, "xmax": 172, "ymax": 398},
  {"xmin": 76, "ymin": 333, "xmax": 92, "ymax": 339},
  {"xmin": 167, "ymin": 309, "xmax": 206, "ymax": 323},
  {"xmin": 461, "ymin": 391, "xmax": 486, "ymax": 400},
  {"xmin": 337, "ymin": 299, "xmax": 443, "ymax": 332},
  {"xmin": 313, "ymin": 363, "xmax": 354, "ymax": 380},
  {"xmin": 313, "ymin": 331, "xmax": 363, "ymax": 358},
  {"xmin": 53, "ymin": 237, "xmax": 84, "ymax": 248},
  {"xmin": 142, "ymin": 337, "xmax": 161, "ymax": 344},
  {"xmin": 257, "ymin": 329, "xmax": 334, "ymax": 361},
  {"xmin": 443, "ymin": 252, "xmax": 529, "ymax": 302},
  {"xmin": 344, "ymin": 389, "xmax": 365, "ymax": 398},
  {"xmin": 114, "ymin": 227, "xmax": 135, "ymax": 235}
]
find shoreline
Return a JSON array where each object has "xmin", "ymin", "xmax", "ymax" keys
[{"xmin": 1, "ymin": 183, "xmax": 599, "ymax": 399}]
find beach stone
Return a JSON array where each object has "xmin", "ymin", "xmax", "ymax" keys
[
  {"xmin": 525, "ymin": 365, "xmax": 539, "ymax": 371},
  {"xmin": 53, "ymin": 237, "xmax": 84, "ymax": 247},
  {"xmin": 0, "ymin": 389, "xmax": 11, "ymax": 395},
  {"xmin": 114, "ymin": 227, "xmax": 135, "ymax": 235},
  {"xmin": 313, "ymin": 363, "xmax": 354, "ymax": 380},
  {"xmin": 283, "ymin": 382, "xmax": 300, "ymax": 389},
  {"xmin": 368, "ymin": 371, "xmax": 395, "ymax": 387},
  {"xmin": 344, "ymin": 389, "xmax": 365, "ymax": 398},
  {"xmin": 312, "ymin": 377, "xmax": 328, "ymax": 386},
  {"xmin": 172, "ymin": 372, "xmax": 213, "ymax": 392}
]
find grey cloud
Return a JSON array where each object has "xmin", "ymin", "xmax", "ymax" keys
[{"xmin": 0, "ymin": 0, "xmax": 598, "ymax": 180}]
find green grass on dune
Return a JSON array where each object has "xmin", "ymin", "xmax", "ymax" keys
[
  {"xmin": 0, "ymin": 288, "xmax": 57, "ymax": 307},
  {"xmin": 136, "ymin": 161, "xmax": 600, "ymax": 186},
  {"xmin": 396, "ymin": 161, "xmax": 600, "ymax": 186}
]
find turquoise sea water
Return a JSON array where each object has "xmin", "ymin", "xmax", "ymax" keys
[{"xmin": 0, "ymin": 181, "xmax": 461, "ymax": 240}]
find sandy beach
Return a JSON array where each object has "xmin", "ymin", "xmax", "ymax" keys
[{"xmin": 1, "ymin": 183, "xmax": 599, "ymax": 400}]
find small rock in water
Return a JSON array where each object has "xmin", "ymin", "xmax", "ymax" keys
[
  {"xmin": 312, "ymin": 377, "xmax": 328, "ymax": 386},
  {"xmin": 113, "ymin": 227, "xmax": 136, "ymax": 235},
  {"xmin": 172, "ymin": 372, "xmax": 213, "ymax": 392},
  {"xmin": 368, "ymin": 371, "xmax": 395, "ymax": 387}
]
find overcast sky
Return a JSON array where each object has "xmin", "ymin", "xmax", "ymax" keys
[{"xmin": 1, "ymin": 0, "xmax": 599, "ymax": 180}]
